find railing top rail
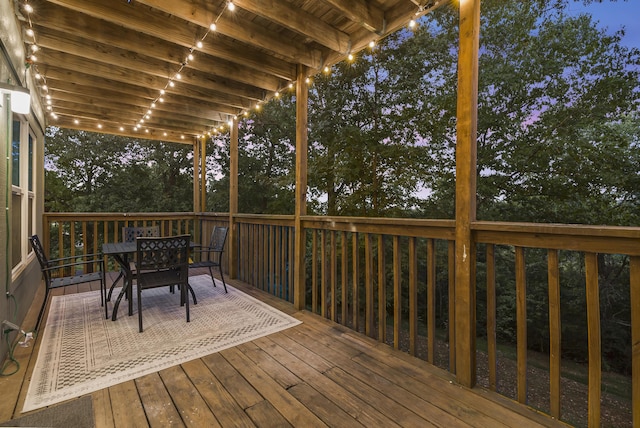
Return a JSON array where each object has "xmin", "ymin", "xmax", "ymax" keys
[
  {"xmin": 473, "ymin": 220, "xmax": 640, "ymax": 237},
  {"xmin": 474, "ymin": 220, "xmax": 640, "ymax": 255},
  {"xmin": 43, "ymin": 212, "xmax": 197, "ymax": 219}
]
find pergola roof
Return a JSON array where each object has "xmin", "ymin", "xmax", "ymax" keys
[{"xmin": 19, "ymin": 0, "xmax": 444, "ymax": 143}]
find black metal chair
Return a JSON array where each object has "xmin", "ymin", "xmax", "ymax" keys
[
  {"xmin": 106, "ymin": 226, "xmax": 159, "ymax": 302},
  {"xmin": 29, "ymin": 235, "xmax": 106, "ymax": 328},
  {"xmin": 135, "ymin": 234, "xmax": 192, "ymax": 332},
  {"xmin": 190, "ymin": 226, "xmax": 228, "ymax": 293}
]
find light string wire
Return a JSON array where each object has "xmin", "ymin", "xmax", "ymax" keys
[{"xmin": 19, "ymin": 0, "xmax": 433, "ymax": 139}]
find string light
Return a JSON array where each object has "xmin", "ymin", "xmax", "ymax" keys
[{"xmin": 19, "ymin": 0, "xmax": 437, "ymax": 139}]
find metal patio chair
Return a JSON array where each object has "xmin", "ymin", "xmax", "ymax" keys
[
  {"xmin": 135, "ymin": 234, "xmax": 192, "ymax": 332},
  {"xmin": 29, "ymin": 234, "xmax": 106, "ymax": 328},
  {"xmin": 189, "ymin": 226, "xmax": 228, "ymax": 293}
]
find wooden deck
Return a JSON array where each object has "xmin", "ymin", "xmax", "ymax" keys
[{"xmin": 0, "ymin": 270, "xmax": 566, "ymax": 428}]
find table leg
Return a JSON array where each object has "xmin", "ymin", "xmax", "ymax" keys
[{"xmin": 111, "ymin": 254, "xmax": 132, "ymax": 321}]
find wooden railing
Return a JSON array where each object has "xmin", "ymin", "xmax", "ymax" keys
[
  {"xmin": 40, "ymin": 212, "xmax": 638, "ymax": 426},
  {"xmin": 234, "ymin": 214, "xmax": 295, "ymax": 302}
]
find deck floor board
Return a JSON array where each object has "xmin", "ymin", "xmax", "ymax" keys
[{"xmin": 0, "ymin": 269, "xmax": 567, "ymax": 427}]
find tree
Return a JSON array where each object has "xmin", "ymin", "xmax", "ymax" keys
[{"xmin": 45, "ymin": 128, "xmax": 193, "ymax": 212}]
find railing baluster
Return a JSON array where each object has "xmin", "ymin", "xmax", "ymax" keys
[
  {"xmin": 331, "ymin": 231, "xmax": 337, "ymax": 322},
  {"xmin": 487, "ymin": 244, "xmax": 497, "ymax": 391},
  {"xmin": 585, "ymin": 252, "xmax": 601, "ymax": 427},
  {"xmin": 341, "ymin": 231, "xmax": 348, "ymax": 325},
  {"xmin": 449, "ymin": 241, "xmax": 456, "ymax": 373},
  {"xmin": 321, "ymin": 229, "xmax": 327, "ymax": 318},
  {"xmin": 516, "ymin": 246, "xmax": 527, "ymax": 404},
  {"xmin": 409, "ymin": 236, "xmax": 417, "ymax": 356},
  {"xmin": 393, "ymin": 235, "xmax": 401, "ymax": 350},
  {"xmin": 378, "ymin": 234, "xmax": 386, "ymax": 343},
  {"xmin": 547, "ymin": 248, "xmax": 561, "ymax": 419},
  {"xmin": 352, "ymin": 232, "xmax": 359, "ymax": 331},
  {"xmin": 365, "ymin": 233, "xmax": 374, "ymax": 337},
  {"xmin": 427, "ymin": 238, "xmax": 435, "ymax": 365},
  {"xmin": 312, "ymin": 230, "xmax": 318, "ymax": 313}
]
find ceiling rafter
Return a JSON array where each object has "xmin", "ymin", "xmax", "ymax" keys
[{"xmin": 19, "ymin": 0, "xmax": 445, "ymax": 142}]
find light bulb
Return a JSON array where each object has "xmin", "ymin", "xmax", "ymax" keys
[
  {"xmin": 188, "ymin": 53, "xmax": 194, "ymax": 61},
  {"xmin": 35, "ymin": 73, "xmax": 41, "ymax": 80},
  {"xmin": 409, "ymin": 19, "xmax": 416, "ymax": 28},
  {"xmin": 30, "ymin": 44, "xmax": 38, "ymax": 52},
  {"xmin": 324, "ymin": 66, "xmax": 330, "ymax": 73},
  {"xmin": 196, "ymin": 41, "xmax": 203, "ymax": 49},
  {"xmin": 73, "ymin": 119, "xmax": 79, "ymax": 124},
  {"xmin": 41, "ymin": 84, "xmax": 47, "ymax": 91},
  {"xmin": 210, "ymin": 23, "xmax": 217, "ymax": 31},
  {"xmin": 369, "ymin": 40, "xmax": 376, "ymax": 49},
  {"xmin": 347, "ymin": 53, "xmax": 354, "ymax": 61},
  {"xmin": 26, "ymin": 28, "xmax": 34, "ymax": 37},
  {"xmin": 169, "ymin": 80, "xmax": 175, "ymax": 87},
  {"xmin": 24, "ymin": 4, "xmax": 33, "ymax": 13},
  {"xmin": 159, "ymin": 97, "xmax": 164, "ymax": 102},
  {"xmin": 97, "ymin": 124, "xmax": 103, "ymax": 129},
  {"xmin": 228, "ymin": 2, "xmax": 235, "ymax": 11},
  {"xmin": 175, "ymin": 73, "xmax": 181, "ymax": 80},
  {"xmin": 160, "ymin": 89, "xmax": 165, "ymax": 95},
  {"xmin": 119, "ymin": 126, "xmax": 124, "ymax": 131}
]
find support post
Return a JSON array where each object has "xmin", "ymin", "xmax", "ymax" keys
[
  {"xmin": 293, "ymin": 65, "xmax": 308, "ymax": 310},
  {"xmin": 193, "ymin": 138, "xmax": 201, "ymax": 213},
  {"xmin": 229, "ymin": 117, "xmax": 239, "ymax": 279},
  {"xmin": 200, "ymin": 137, "xmax": 206, "ymax": 212},
  {"xmin": 454, "ymin": 0, "xmax": 480, "ymax": 388}
]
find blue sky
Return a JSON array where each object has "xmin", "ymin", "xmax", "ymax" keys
[{"xmin": 566, "ymin": 0, "xmax": 640, "ymax": 49}]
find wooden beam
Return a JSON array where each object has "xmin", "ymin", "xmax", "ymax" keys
[
  {"xmin": 320, "ymin": 0, "xmax": 384, "ymax": 33},
  {"xmin": 41, "ymin": 0, "xmax": 296, "ymax": 80},
  {"xmin": 293, "ymin": 64, "xmax": 309, "ymax": 310},
  {"xmin": 50, "ymin": 116, "xmax": 192, "ymax": 143},
  {"xmin": 35, "ymin": 27, "xmax": 272, "ymax": 100},
  {"xmin": 135, "ymin": 0, "xmax": 322, "ymax": 69},
  {"xmin": 33, "ymin": 22, "xmax": 284, "ymax": 93},
  {"xmin": 234, "ymin": 0, "xmax": 350, "ymax": 53},
  {"xmin": 454, "ymin": 0, "xmax": 480, "ymax": 388}
]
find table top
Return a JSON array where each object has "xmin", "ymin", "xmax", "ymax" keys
[
  {"xmin": 102, "ymin": 242, "xmax": 137, "ymax": 255},
  {"xmin": 102, "ymin": 241, "xmax": 196, "ymax": 255}
]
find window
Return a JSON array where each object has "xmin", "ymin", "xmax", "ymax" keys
[{"xmin": 11, "ymin": 116, "xmax": 38, "ymax": 268}]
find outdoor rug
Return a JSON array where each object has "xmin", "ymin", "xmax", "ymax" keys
[
  {"xmin": 1, "ymin": 396, "xmax": 94, "ymax": 427},
  {"xmin": 23, "ymin": 275, "xmax": 301, "ymax": 412}
]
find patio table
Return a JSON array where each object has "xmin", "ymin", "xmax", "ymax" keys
[
  {"xmin": 102, "ymin": 240, "xmax": 196, "ymax": 321},
  {"xmin": 102, "ymin": 242, "xmax": 136, "ymax": 321}
]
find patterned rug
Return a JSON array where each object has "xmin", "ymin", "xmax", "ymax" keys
[{"xmin": 23, "ymin": 275, "xmax": 301, "ymax": 412}]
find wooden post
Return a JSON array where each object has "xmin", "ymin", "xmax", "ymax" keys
[
  {"xmin": 200, "ymin": 137, "xmax": 206, "ymax": 212},
  {"xmin": 454, "ymin": 0, "xmax": 480, "ymax": 388},
  {"xmin": 293, "ymin": 64, "xmax": 308, "ymax": 310},
  {"xmin": 229, "ymin": 117, "xmax": 239, "ymax": 279},
  {"xmin": 193, "ymin": 138, "xmax": 200, "ymax": 213}
]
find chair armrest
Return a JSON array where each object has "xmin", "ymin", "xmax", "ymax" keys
[
  {"xmin": 48, "ymin": 253, "xmax": 104, "ymax": 264},
  {"xmin": 43, "ymin": 258, "xmax": 105, "ymax": 272}
]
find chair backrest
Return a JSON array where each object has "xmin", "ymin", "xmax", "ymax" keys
[
  {"xmin": 29, "ymin": 235, "xmax": 52, "ymax": 286},
  {"xmin": 207, "ymin": 226, "xmax": 228, "ymax": 252},
  {"xmin": 123, "ymin": 226, "xmax": 160, "ymax": 243},
  {"xmin": 136, "ymin": 234, "xmax": 190, "ymax": 271}
]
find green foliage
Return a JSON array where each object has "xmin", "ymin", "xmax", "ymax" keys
[{"xmin": 45, "ymin": 128, "xmax": 193, "ymax": 212}]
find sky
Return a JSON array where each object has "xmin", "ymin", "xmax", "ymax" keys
[{"xmin": 566, "ymin": 0, "xmax": 640, "ymax": 49}]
